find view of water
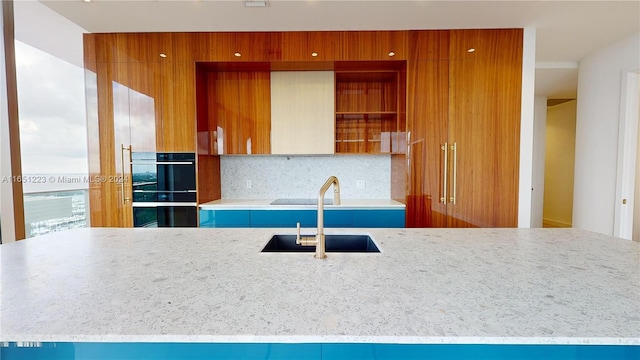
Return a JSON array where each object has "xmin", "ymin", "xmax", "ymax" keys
[{"xmin": 20, "ymin": 174, "xmax": 89, "ymax": 238}]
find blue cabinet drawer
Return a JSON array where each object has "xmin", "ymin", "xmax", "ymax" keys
[
  {"xmin": 324, "ymin": 210, "xmax": 354, "ymax": 227},
  {"xmin": 351, "ymin": 209, "xmax": 405, "ymax": 228},
  {"xmin": 250, "ymin": 210, "xmax": 316, "ymax": 227},
  {"xmin": 200, "ymin": 210, "xmax": 251, "ymax": 228}
]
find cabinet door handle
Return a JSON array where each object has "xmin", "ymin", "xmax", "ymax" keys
[
  {"xmin": 450, "ymin": 143, "xmax": 457, "ymax": 205},
  {"xmin": 440, "ymin": 142, "xmax": 448, "ymax": 204},
  {"xmin": 120, "ymin": 144, "xmax": 131, "ymax": 204}
]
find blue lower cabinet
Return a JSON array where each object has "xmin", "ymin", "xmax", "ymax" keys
[
  {"xmin": 200, "ymin": 209, "xmax": 405, "ymax": 228},
  {"xmin": 324, "ymin": 210, "xmax": 354, "ymax": 227},
  {"xmin": 200, "ymin": 210, "xmax": 251, "ymax": 228},
  {"xmin": 351, "ymin": 209, "xmax": 405, "ymax": 228},
  {"xmin": 250, "ymin": 210, "xmax": 316, "ymax": 228}
]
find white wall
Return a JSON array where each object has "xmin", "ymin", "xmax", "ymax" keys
[
  {"xmin": 574, "ymin": 32, "xmax": 640, "ymax": 235},
  {"xmin": 530, "ymin": 95, "xmax": 547, "ymax": 228},
  {"xmin": 518, "ymin": 27, "xmax": 536, "ymax": 228},
  {"xmin": 635, "ymin": 89, "xmax": 640, "ymax": 241},
  {"xmin": 544, "ymin": 100, "xmax": 577, "ymax": 227},
  {"xmin": 14, "ymin": 1, "xmax": 87, "ymax": 67}
]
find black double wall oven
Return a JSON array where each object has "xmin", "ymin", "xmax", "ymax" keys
[{"xmin": 131, "ymin": 152, "xmax": 197, "ymax": 227}]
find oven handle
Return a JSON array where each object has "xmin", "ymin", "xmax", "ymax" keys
[
  {"xmin": 132, "ymin": 202, "xmax": 197, "ymax": 208},
  {"xmin": 133, "ymin": 190, "xmax": 196, "ymax": 193},
  {"xmin": 130, "ymin": 161, "xmax": 194, "ymax": 165}
]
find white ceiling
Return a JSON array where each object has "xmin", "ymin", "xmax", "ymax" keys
[{"xmin": 38, "ymin": 0, "xmax": 640, "ymax": 99}]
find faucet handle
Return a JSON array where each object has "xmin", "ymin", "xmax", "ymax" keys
[{"xmin": 296, "ymin": 222, "xmax": 316, "ymax": 246}]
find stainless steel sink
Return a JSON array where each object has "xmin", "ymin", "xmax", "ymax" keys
[{"xmin": 261, "ymin": 234, "xmax": 380, "ymax": 253}]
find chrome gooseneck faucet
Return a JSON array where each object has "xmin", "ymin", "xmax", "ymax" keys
[{"xmin": 296, "ymin": 176, "xmax": 341, "ymax": 259}]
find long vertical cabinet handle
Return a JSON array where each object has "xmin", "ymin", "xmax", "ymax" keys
[
  {"xmin": 450, "ymin": 143, "xmax": 457, "ymax": 204},
  {"xmin": 120, "ymin": 144, "xmax": 131, "ymax": 204},
  {"xmin": 440, "ymin": 142, "xmax": 448, "ymax": 204}
]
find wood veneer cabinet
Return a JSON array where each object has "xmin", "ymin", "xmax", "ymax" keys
[
  {"xmin": 406, "ymin": 29, "xmax": 523, "ymax": 228},
  {"xmin": 338, "ymin": 31, "xmax": 407, "ymax": 61},
  {"xmin": 271, "ymin": 71, "xmax": 335, "ymax": 154},
  {"xmin": 84, "ymin": 33, "xmax": 195, "ymax": 227},
  {"xmin": 196, "ymin": 64, "xmax": 271, "ymax": 155},
  {"xmin": 84, "ymin": 30, "xmax": 523, "ymax": 228}
]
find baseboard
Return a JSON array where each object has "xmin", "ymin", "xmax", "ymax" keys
[{"xmin": 543, "ymin": 218, "xmax": 572, "ymax": 228}]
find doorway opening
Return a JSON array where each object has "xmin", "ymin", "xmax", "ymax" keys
[
  {"xmin": 543, "ymin": 99, "xmax": 577, "ymax": 228},
  {"xmin": 614, "ymin": 71, "xmax": 640, "ymax": 240}
]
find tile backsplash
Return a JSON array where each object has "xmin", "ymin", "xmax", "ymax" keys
[{"xmin": 220, "ymin": 155, "xmax": 391, "ymax": 199}]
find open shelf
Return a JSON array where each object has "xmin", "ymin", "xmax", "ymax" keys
[{"xmin": 335, "ymin": 69, "xmax": 404, "ymax": 154}]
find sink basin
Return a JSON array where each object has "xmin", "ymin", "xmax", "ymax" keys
[
  {"xmin": 261, "ymin": 234, "xmax": 380, "ymax": 253},
  {"xmin": 269, "ymin": 198, "xmax": 333, "ymax": 205}
]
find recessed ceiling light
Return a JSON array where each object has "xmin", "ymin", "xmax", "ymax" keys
[
  {"xmin": 467, "ymin": 48, "xmax": 476, "ymax": 53},
  {"xmin": 388, "ymin": 51, "xmax": 395, "ymax": 57},
  {"xmin": 234, "ymin": 52, "xmax": 242, "ymax": 57},
  {"xmin": 83, "ymin": 0, "xmax": 91, "ymax": 2},
  {"xmin": 311, "ymin": 52, "xmax": 318, "ymax": 57},
  {"xmin": 244, "ymin": 0, "xmax": 268, "ymax": 7},
  {"xmin": 159, "ymin": 53, "xmax": 167, "ymax": 58}
]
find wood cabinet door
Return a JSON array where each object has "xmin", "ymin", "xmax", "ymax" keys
[
  {"xmin": 408, "ymin": 31, "xmax": 449, "ymax": 61},
  {"xmin": 339, "ymin": 31, "xmax": 407, "ymax": 61},
  {"xmin": 447, "ymin": 30, "xmax": 523, "ymax": 228},
  {"xmin": 406, "ymin": 60, "xmax": 449, "ymax": 227},
  {"xmin": 405, "ymin": 30, "xmax": 450, "ymax": 227},
  {"xmin": 159, "ymin": 61, "xmax": 197, "ymax": 152},
  {"xmin": 212, "ymin": 71, "xmax": 271, "ymax": 154},
  {"xmin": 270, "ymin": 71, "xmax": 334, "ymax": 154}
]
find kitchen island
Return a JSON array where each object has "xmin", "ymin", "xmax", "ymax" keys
[{"xmin": 1, "ymin": 227, "xmax": 638, "ymax": 358}]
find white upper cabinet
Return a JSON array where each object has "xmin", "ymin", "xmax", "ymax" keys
[{"xmin": 270, "ymin": 71, "xmax": 335, "ymax": 154}]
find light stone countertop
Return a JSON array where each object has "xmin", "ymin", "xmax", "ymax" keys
[
  {"xmin": 0, "ymin": 227, "xmax": 638, "ymax": 345},
  {"xmin": 199, "ymin": 198, "xmax": 405, "ymax": 210}
]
